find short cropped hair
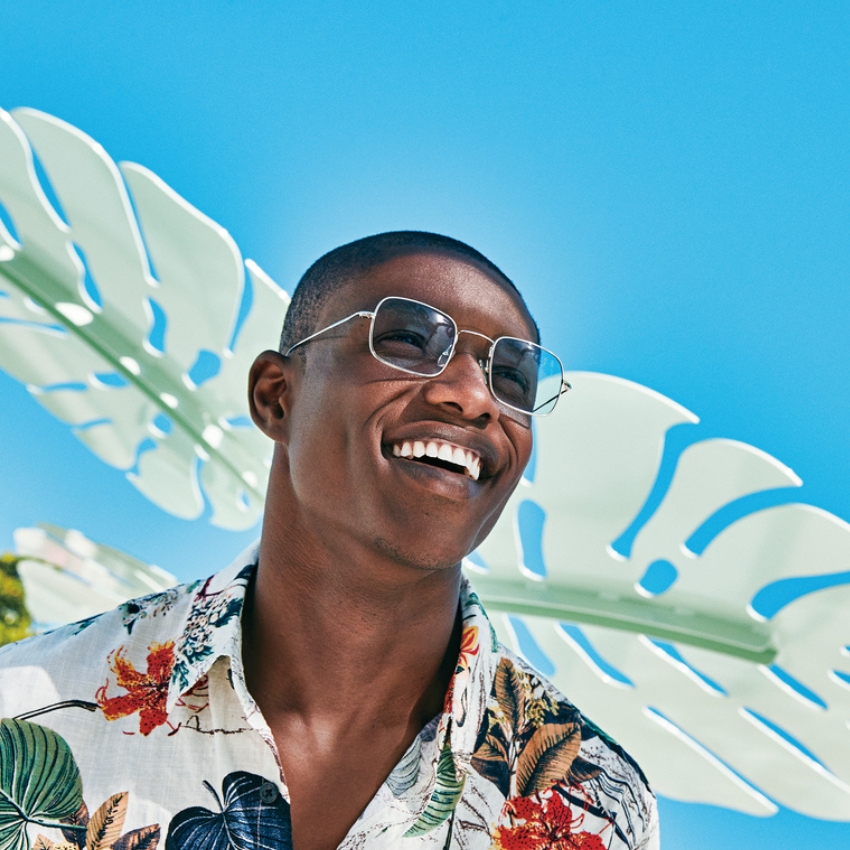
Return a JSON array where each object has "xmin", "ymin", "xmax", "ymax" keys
[{"xmin": 278, "ymin": 231, "xmax": 537, "ymax": 353}]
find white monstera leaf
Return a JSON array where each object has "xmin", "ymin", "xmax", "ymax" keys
[
  {"xmin": 12, "ymin": 524, "xmax": 176, "ymax": 629},
  {"xmin": 472, "ymin": 372, "xmax": 850, "ymax": 820},
  {"xmin": 0, "ymin": 107, "xmax": 289, "ymax": 529}
]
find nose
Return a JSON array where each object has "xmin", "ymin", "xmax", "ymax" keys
[{"xmin": 421, "ymin": 349, "xmax": 500, "ymax": 422}]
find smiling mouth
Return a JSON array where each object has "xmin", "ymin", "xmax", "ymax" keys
[{"xmin": 390, "ymin": 439, "xmax": 482, "ymax": 481}]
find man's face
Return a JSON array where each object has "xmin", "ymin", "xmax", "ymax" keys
[{"xmin": 279, "ymin": 250, "xmax": 537, "ymax": 571}]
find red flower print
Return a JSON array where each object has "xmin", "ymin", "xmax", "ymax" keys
[
  {"xmin": 442, "ymin": 625, "xmax": 482, "ymax": 715},
  {"xmin": 495, "ymin": 789, "xmax": 606, "ymax": 850},
  {"xmin": 456, "ymin": 625, "xmax": 480, "ymax": 674},
  {"xmin": 96, "ymin": 641, "xmax": 175, "ymax": 735}
]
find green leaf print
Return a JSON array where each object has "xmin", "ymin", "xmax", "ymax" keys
[
  {"xmin": 386, "ymin": 736, "xmax": 421, "ymax": 797},
  {"xmin": 403, "ymin": 741, "xmax": 465, "ymax": 838},
  {"xmin": 0, "ymin": 719, "xmax": 83, "ymax": 850}
]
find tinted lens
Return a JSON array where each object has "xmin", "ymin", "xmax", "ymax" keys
[
  {"xmin": 491, "ymin": 338, "xmax": 564, "ymax": 415},
  {"xmin": 370, "ymin": 297, "xmax": 456, "ymax": 375}
]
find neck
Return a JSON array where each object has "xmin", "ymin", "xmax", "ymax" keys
[{"xmin": 242, "ymin": 516, "xmax": 463, "ymax": 732}]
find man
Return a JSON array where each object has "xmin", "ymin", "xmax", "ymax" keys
[{"xmin": 0, "ymin": 232, "xmax": 659, "ymax": 849}]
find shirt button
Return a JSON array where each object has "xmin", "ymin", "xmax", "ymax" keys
[{"xmin": 259, "ymin": 782, "xmax": 278, "ymax": 804}]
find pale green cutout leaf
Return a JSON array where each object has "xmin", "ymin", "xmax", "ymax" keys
[
  {"xmin": 0, "ymin": 108, "xmax": 289, "ymax": 529},
  {"xmin": 11, "ymin": 524, "xmax": 176, "ymax": 630},
  {"xmin": 472, "ymin": 372, "xmax": 850, "ymax": 820}
]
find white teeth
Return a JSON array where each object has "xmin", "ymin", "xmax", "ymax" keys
[{"xmin": 391, "ymin": 438, "xmax": 483, "ymax": 480}]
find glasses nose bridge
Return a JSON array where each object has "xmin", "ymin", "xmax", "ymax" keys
[{"xmin": 453, "ymin": 328, "xmax": 495, "ymax": 377}]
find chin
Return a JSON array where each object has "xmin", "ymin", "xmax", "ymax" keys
[{"xmin": 373, "ymin": 536, "xmax": 468, "ymax": 573}]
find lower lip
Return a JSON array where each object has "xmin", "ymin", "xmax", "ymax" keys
[{"xmin": 385, "ymin": 453, "xmax": 481, "ymax": 499}]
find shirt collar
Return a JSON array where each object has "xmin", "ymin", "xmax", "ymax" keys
[
  {"xmin": 166, "ymin": 542, "xmax": 259, "ymax": 712},
  {"xmin": 435, "ymin": 578, "xmax": 498, "ymax": 778}
]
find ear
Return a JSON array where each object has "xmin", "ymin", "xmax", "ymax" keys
[{"xmin": 249, "ymin": 350, "xmax": 296, "ymax": 441}]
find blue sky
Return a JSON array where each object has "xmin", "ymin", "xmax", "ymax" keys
[{"xmin": 1, "ymin": 2, "xmax": 848, "ymax": 845}]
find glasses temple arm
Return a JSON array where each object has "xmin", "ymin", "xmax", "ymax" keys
[
  {"xmin": 284, "ymin": 310, "xmax": 374, "ymax": 356},
  {"xmin": 530, "ymin": 380, "xmax": 572, "ymax": 414}
]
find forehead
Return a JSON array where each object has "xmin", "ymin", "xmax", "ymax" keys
[{"xmin": 324, "ymin": 250, "xmax": 538, "ymax": 341}]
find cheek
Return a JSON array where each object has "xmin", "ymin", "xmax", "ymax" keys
[
  {"xmin": 507, "ymin": 421, "xmax": 534, "ymax": 471},
  {"xmin": 285, "ymin": 389, "xmax": 342, "ymax": 491},
  {"xmin": 287, "ymin": 383, "xmax": 378, "ymax": 486}
]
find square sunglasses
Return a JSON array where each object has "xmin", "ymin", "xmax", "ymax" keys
[{"xmin": 285, "ymin": 296, "xmax": 571, "ymax": 416}]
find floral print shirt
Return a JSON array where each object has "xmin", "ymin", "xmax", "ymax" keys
[{"xmin": 0, "ymin": 545, "xmax": 659, "ymax": 850}]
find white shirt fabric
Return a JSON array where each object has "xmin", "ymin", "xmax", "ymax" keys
[{"xmin": 0, "ymin": 545, "xmax": 659, "ymax": 849}]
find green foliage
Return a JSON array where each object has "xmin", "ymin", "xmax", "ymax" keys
[
  {"xmin": 0, "ymin": 555, "xmax": 32, "ymax": 647},
  {"xmin": 403, "ymin": 739, "xmax": 465, "ymax": 837},
  {"xmin": 0, "ymin": 718, "xmax": 84, "ymax": 850}
]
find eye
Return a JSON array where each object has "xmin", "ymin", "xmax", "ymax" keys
[
  {"xmin": 492, "ymin": 368, "xmax": 536, "ymax": 409},
  {"xmin": 492, "ymin": 365, "xmax": 530, "ymax": 394},
  {"xmin": 373, "ymin": 328, "xmax": 429, "ymax": 354}
]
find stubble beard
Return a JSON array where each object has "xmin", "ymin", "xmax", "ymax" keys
[{"xmin": 373, "ymin": 535, "xmax": 468, "ymax": 573}]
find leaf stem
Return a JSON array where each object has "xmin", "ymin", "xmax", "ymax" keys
[
  {"xmin": 0, "ymin": 258, "xmax": 264, "ymax": 505},
  {"xmin": 203, "ymin": 780, "xmax": 223, "ymax": 811},
  {"xmin": 14, "ymin": 700, "xmax": 98, "ymax": 720}
]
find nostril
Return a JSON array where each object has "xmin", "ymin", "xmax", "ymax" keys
[{"xmin": 421, "ymin": 351, "xmax": 500, "ymax": 421}]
